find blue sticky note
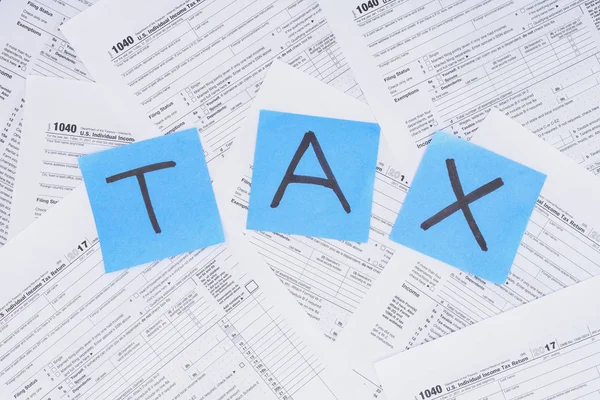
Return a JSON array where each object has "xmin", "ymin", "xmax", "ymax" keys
[
  {"xmin": 390, "ymin": 132, "xmax": 546, "ymax": 284},
  {"xmin": 247, "ymin": 110, "xmax": 380, "ymax": 242},
  {"xmin": 79, "ymin": 128, "xmax": 224, "ymax": 273}
]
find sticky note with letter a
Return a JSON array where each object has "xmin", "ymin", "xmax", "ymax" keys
[
  {"xmin": 390, "ymin": 132, "xmax": 546, "ymax": 284},
  {"xmin": 79, "ymin": 128, "xmax": 224, "ymax": 273},
  {"xmin": 247, "ymin": 110, "xmax": 380, "ymax": 242}
]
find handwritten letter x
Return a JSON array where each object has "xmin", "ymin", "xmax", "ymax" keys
[{"xmin": 420, "ymin": 159, "xmax": 504, "ymax": 251}]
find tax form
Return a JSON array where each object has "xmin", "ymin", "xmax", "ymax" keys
[
  {"xmin": 320, "ymin": 0, "xmax": 600, "ymax": 172},
  {"xmin": 0, "ymin": 0, "xmax": 94, "ymax": 152},
  {"xmin": 374, "ymin": 265, "xmax": 600, "ymax": 400},
  {"xmin": 9, "ymin": 76, "xmax": 158, "ymax": 239},
  {"xmin": 0, "ymin": 184, "xmax": 348, "ymax": 400},
  {"xmin": 325, "ymin": 108, "xmax": 600, "ymax": 399},
  {"xmin": 61, "ymin": 0, "xmax": 362, "ymax": 169},
  {"xmin": 0, "ymin": 0, "xmax": 96, "ymax": 245},
  {"xmin": 214, "ymin": 60, "xmax": 409, "ymax": 341}
]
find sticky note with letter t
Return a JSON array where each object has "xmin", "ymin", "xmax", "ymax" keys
[
  {"xmin": 79, "ymin": 128, "xmax": 224, "ymax": 273},
  {"xmin": 390, "ymin": 132, "xmax": 546, "ymax": 284},
  {"xmin": 247, "ymin": 110, "xmax": 380, "ymax": 242}
]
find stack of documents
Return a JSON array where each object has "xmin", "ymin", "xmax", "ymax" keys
[{"xmin": 2, "ymin": 1, "xmax": 600, "ymax": 400}]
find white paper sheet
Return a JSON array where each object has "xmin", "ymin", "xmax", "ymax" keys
[
  {"xmin": 374, "ymin": 261, "xmax": 600, "ymax": 400},
  {"xmin": 8, "ymin": 76, "xmax": 158, "ymax": 239},
  {"xmin": 213, "ymin": 60, "xmax": 411, "ymax": 341},
  {"xmin": 61, "ymin": 0, "xmax": 363, "ymax": 173},
  {"xmin": 320, "ymin": 0, "xmax": 600, "ymax": 173},
  {"xmin": 325, "ymin": 108, "xmax": 600, "ymax": 399},
  {"xmin": 0, "ymin": 0, "xmax": 97, "ymax": 245},
  {"xmin": 0, "ymin": 184, "xmax": 349, "ymax": 399}
]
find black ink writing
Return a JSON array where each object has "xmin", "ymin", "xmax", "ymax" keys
[
  {"xmin": 271, "ymin": 131, "xmax": 350, "ymax": 213},
  {"xmin": 421, "ymin": 158, "xmax": 503, "ymax": 251},
  {"xmin": 106, "ymin": 161, "xmax": 176, "ymax": 233}
]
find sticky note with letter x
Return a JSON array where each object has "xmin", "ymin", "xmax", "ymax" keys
[
  {"xmin": 79, "ymin": 128, "xmax": 224, "ymax": 273},
  {"xmin": 247, "ymin": 110, "xmax": 380, "ymax": 242},
  {"xmin": 390, "ymin": 132, "xmax": 546, "ymax": 284}
]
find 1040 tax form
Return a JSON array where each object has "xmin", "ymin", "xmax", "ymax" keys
[
  {"xmin": 326, "ymin": 108, "xmax": 600, "ymax": 400},
  {"xmin": 320, "ymin": 0, "xmax": 600, "ymax": 172},
  {"xmin": 9, "ymin": 76, "xmax": 156, "ymax": 239},
  {"xmin": 375, "ymin": 256, "xmax": 600, "ymax": 400},
  {"xmin": 0, "ymin": 0, "xmax": 97, "ymax": 246},
  {"xmin": 0, "ymin": 185, "xmax": 348, "ymax": 400},
  {"xmin": 62, "ymin": 0, "xmax": 362, "ymax": 169}
]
